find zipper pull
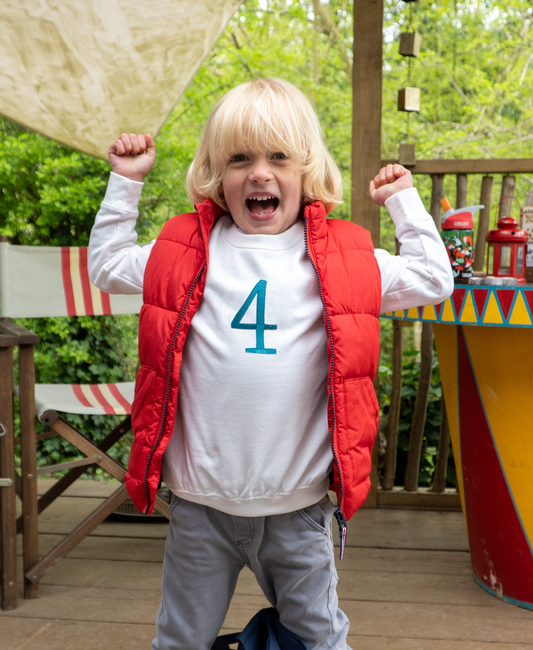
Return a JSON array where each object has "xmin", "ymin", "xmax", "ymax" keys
[{"xmin": 334, "ymin": 508, "xmax": 347, "ymax": 561}]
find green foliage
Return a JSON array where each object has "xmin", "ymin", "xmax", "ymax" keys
[
  {"xmin": 379, "ymin": 338, "xmax": 457, "ymax": 488},
  {"xmin": 0, "ymin": 122, "xmax": 109, "ymax": 245}
]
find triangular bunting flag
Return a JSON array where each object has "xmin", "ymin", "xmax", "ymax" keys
[
  {"xmin": 509, "ymin": 291, "xmax": 532, "ymax": 326},
  {"xmin": 460, "ymin": 291, "xmax": 478, "ymax": 324},
  {"xmin": 473, "ymin": 289, "xmax": 489, "ymax": 320},
  {"xmin": 440, "ymin": 298, "xmax": 456, "ymax": 322},
  {"xmin": 452, "ymin": 288, "xmax": 466, "ymax": 319},
  {"xmin": 483, "ymin": 292, "xmax": 503, "ymax": 324},
  {"xmin": 422, "ymin": 305, "xmax": 438, "ymax": 321},
  {"xmin": 496, "ymin": 289, "xmax": 515, "ymax": 321}
]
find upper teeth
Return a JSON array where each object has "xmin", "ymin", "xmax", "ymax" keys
[{"xmin": 250, "ymin": 196, "xmax": 275, "ymax": 201}]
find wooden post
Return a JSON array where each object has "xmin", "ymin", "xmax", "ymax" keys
[
  {"xmin": 499, "ymin": 175, "xmax": 516, "ymax": 219},
  {"xmin": 473, "ymin": 176, "xmax": 493, "ymax": 272},
  {"xmin": 352, "ymin": 0, "xmax": 383, "ymax": 246},
  {"xmin": 0, "ymin": 337, "xmax": 17, "ymax": 610},
  {"xmin": 456, "ymin": 174, "xmax": 468, "ymax": 208},
  {"xmin": 19, "ymin": 344, "xmax": 39, "ymax": 599}
]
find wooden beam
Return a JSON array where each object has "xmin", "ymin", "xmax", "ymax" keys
[
  {"xmin": 382, "ymin": 158, "xmax": 533, "ymax": 175},
  {"xmin": 352, "ymin": 0, "xmax": 383, "ymax": 246},
  {"xmin": 378, "ymin": 487, "xmax": 461, "ymax": 510}
]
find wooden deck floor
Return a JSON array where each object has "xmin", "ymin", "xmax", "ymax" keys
[{"xmin": 2, "ymin": 480, "xmax": 533, "ymax": 650}]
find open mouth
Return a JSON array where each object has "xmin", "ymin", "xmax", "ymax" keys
[{"xmin": 245, "ymin": 196, "xmax": 279, "ymax": 217}]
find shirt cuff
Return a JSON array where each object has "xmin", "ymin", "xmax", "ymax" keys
[
  {"xmin": 102, "ymin": 172, "xmax": 144, "ymax": 211},
  {"xmin": 384, "ymin": 187, "xmax": 432, "ymax": 228}
]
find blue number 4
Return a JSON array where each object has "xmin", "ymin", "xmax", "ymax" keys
[{"xmin": 231, "ymin": 280, "xmax": 277, "ymax": 354}]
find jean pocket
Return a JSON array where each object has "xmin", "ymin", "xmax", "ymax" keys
[
  {"xmin": 168, "ymin": 493, "xmax": 182, "ymax": 516},
  {"xmin": 297, "ymin": 495, "xmax": 333, "ymax": 535}
]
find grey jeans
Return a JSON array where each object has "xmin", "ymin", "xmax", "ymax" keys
[{"xmin": 151, "ymin": 494, "xmax": 350, "ymax": 650}]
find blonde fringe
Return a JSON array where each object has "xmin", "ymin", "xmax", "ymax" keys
[{"xmin": 186, "ymin": 78, "xmax": 343, "ymax": 212}]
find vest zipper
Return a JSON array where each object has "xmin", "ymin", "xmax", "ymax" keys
[
  {"xmin": 142, "ymin": 261, "xmax": 206, "ymax": 513},
  {"xmin": 303, "ymin": 217, "xmax": 347, "ymax": 560}
]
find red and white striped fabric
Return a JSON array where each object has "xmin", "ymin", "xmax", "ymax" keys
[
  {"xmin": 0, "ymin": 242, "xmax": 142, "ymax": 317},
  {"xmin": 34, "ymin": 382, "xmax": 135, "ymax": 420}
]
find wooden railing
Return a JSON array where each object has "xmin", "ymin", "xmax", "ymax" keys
[{"xmin": 366, "ymin": 158, "xmax": 533, "ymax": 510}]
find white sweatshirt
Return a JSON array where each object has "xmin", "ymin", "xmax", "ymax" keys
[{"xmin": 89, "ymin": 173, "xmax": 453, "ymax": 516}]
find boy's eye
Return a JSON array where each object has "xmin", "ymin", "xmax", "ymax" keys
[
  {"xmin": 230, "ymin": 154, "xmax": 247, "ymax": 163},
  {"xmin": 272, "ymin": 152, "xmax": 288, "ymax": 160}
]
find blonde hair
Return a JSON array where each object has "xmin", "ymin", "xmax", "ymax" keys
[{"xmin": 186, "ymin": 78, "xmax": 343, "ymax": 212}]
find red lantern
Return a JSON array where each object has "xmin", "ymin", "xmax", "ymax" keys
[{"xmin": 486, "ymin": 214, "xmax": 528, "ymax": 283}]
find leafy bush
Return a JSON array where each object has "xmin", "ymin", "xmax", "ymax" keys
[{"xmin": 379, "ymin": 338, "xmax": 457, "ymax": 488}]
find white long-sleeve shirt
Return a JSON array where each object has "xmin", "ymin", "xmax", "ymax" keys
[
  {"xmin": 89, "ymin": 173, "xmax": 453, "ymax": 313},
  {"xmin": 89, "ymin": 173, "xmax": 453, "ymax": 516}
]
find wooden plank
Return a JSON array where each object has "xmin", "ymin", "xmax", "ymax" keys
[
  {"xmin": 0, "ymin": 332, "xmax": 17, "ymax": 349},
  {"xmin": 382, "ymin": 158, "xmax": 533, "ymax": 174},
  {"xmin": 1, "ymin": 617, "xmax": 532, "ymax": 650},
  {"xmin": 36, "ymin": 455, "xmax": 103, "ymax": 475},
  {"xmin": 37, "ymin": 478, "xmax": 118, "ymax": 498},
  {"xmin": 499, "ymin": 175, "xmax": 517, "ymax": 218},
  {"xmin": 0, "ymin": 345, "xmax": 17, "ymax": 611},
  {"xmin": 0, "ymin": 618, "xmax": 156, "ymax": 650},
  {"xmin": 20, "ymin": 417, "xmax": 132, "ymax": 531},
  {"xmin": 20, "ymin": 547, "xmax": 473, "ymax": 586},
  {"xmin": 456, "ymin": 173, "xmax": 468, "ymax": 208},
  {"xmin": 341, "ymin": 600, "xmax": 533, "ymax": 644},
  {"xmin": 382, "ymin": 318, "xmax": 402, "ymax": 490},
  {"xmin": 352, "ymin": 0, "xmax": 383, "ymax": 245},
  {"xmin": 19, "ymin": 344, "xmax": 39, "ymax": 599},
  {"xmin": 430, "ymin": 395, "xmax": 451, "ymax": 494},
  {"xmin": 48, "ymin": 418, "xmax": 126, "ymax": 482},
  {"xmin": 345, "ymin": 637, "xmax": 533, "ymax": 650},
  {"xmin": 473, "ymin": 175, "xmax": 494, "ymax": 272},
  {"xmin": 404, "ymin": 322, "xmax": 434, "ymax": 492},
  {"xmin": 377, "ymin": 488, "xmax": 461, "ymax": 511},
  {"xmin": 0, "ymin": 320, "xmax": 38, "ymax": 346},
  {"xmin": 25, "ymin": 484, "xmax": 129, "ymax": 584},
  {"xmin": 5, "ymin": 590, "xmax": 533, "ymax": 644}
]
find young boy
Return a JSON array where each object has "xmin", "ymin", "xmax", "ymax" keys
[{"xmin": 89, "ymin": 77, "xmax": 453, "ymax": 650}]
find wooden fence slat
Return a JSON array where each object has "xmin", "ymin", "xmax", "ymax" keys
[
  {"xmin": 404, "ymin": 322, "xmax": 434, "ymax": 492},
  {"xmin": 473, "ymin": 175, "xmax": 494, "ymax": 272},
  {"xmin": 431, "ymin": 393, "xmax": 451, "ymax": 494},
  {"xmin": 456, "ymin": 174, "xmax": 468, "ymax": 208},
  {"xmin": 383, "ymin": 318, "xmax": 403, "ymax": 491},
  {"xmin": 403, "ymin": 174, "xmax": 443, "ymax": 493},
  {"xmin": 499, "ymin": 175, "xmax": 516, "ymax": 218}
]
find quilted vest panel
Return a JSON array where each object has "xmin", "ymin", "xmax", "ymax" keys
[{"xmin": 126, "ymin": 200, "xmax": 381, "ymax": 520}]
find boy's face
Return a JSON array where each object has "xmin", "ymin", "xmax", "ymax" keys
[{"xmin": 221, "ymin": 150, "xmax": 302, "ymax": 235}]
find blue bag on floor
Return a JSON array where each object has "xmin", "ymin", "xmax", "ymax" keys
[{"xmin": 211, "ymin": 608, "xmax": 309, "ymax": 650}]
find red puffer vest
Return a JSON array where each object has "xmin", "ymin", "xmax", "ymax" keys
[{"xmin": 125, "ymin": 199, "xmax": 381, "ymax": 538}]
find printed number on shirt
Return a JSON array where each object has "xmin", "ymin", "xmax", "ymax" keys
[{"xmin": 231, "ymin": 280, "xmax": 278, "ymax": 355}]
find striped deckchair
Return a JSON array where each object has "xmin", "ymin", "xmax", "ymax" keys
[{"xmin": 0, "ymin": 241, "xmax": 169, "ymax": 598}]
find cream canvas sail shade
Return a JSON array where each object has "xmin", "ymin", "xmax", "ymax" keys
[{"xmin": 0, "ymin": 0, "xmax": 241, "ymax": 159}]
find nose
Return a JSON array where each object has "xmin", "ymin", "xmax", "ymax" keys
[{"xmin": 248, "ymin": 157, "xmax": 272, "ymax": 183}]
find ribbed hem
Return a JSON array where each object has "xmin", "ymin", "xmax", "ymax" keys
[{"xmin": 168, "ymin": 477, "xmax": 330, "ymax": 517}]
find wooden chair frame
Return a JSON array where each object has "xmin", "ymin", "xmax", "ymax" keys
[{"xmin": 0, "ymin": 316, "xmax": 169, "ymax": 608}]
